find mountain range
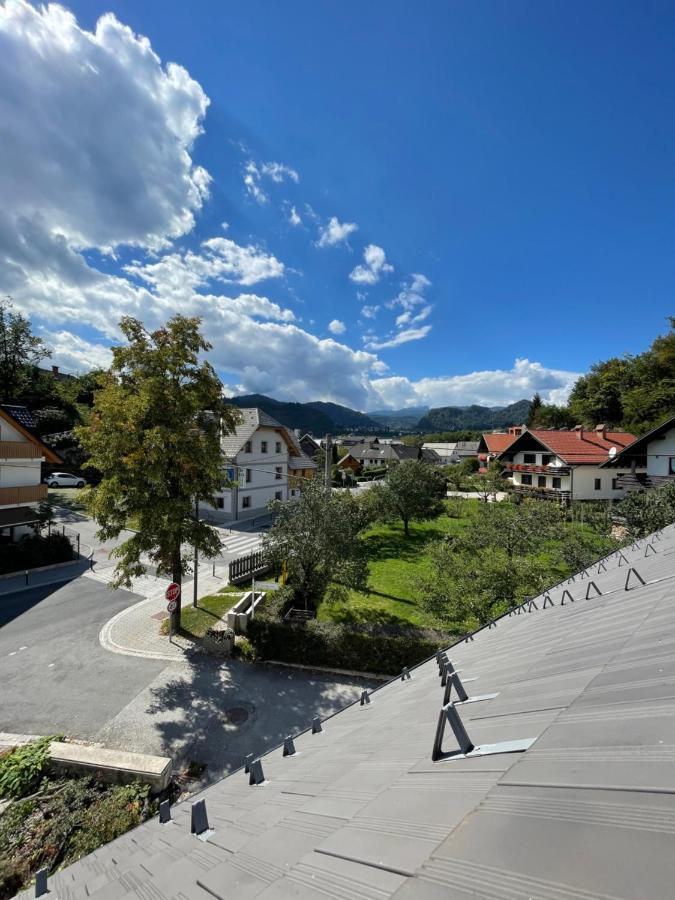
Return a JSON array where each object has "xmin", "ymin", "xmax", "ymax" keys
[{"xmin": 227, "ymin": 394, "xmax": 531, "ymax": 435}]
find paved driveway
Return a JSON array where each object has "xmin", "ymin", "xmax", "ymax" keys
[
  {"xmin": 0, "ymin": 579, "xmax": 165, "ymax": 737},
  {"xmin": 0, "ymin": 576, "xmax": 373, "ymax": 780}
]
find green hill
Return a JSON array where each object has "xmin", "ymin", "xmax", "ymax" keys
[{"xmin": 416, "ymin": 399, "xmax": 531, "ymax": 432}]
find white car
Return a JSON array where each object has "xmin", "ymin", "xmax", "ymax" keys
[{"xmin": 45, "ymin": 472, "xmax": 86, "ymax": 488}]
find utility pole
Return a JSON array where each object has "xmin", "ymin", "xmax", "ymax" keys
[
  {"xmin": 193, "ymin": 497, "xmax": 199, "ymax": 607},
  {"xmin": 325, "ymin": 434, "xmax": 332, "ymax": 494}
]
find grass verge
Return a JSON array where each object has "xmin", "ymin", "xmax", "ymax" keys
[{"xmin": 160, "ymin": 586, "xmax": 243, "ymax": 639}]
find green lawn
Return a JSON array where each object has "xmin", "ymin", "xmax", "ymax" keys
[
  {"xmin": 161, "ymin": 586, "xmax": 244, "ymax": 639},
  {"xmin": 318, "ymin": 499, "xmax": 614, "ymax": 630},
  {"xmin": 318, "ymin": 499, "xmax": 482, "ymax": 629}
]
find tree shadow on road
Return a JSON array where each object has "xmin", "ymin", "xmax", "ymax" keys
[{"xmin": 145, "ymin": 657, "xmax": 375, "ymax": 783}]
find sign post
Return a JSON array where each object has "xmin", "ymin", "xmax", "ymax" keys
[{"xmin": 166, "ymin": 582, "xmax": 181, "ymax": 640}]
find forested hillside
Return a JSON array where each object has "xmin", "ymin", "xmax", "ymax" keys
[
  {"xmin": 528, "ymin": 318, "xmax": 675, "ymax": 434},
  {"xmin": 416, "ymin": 399, "xmax": 531, "ymax": 432}
]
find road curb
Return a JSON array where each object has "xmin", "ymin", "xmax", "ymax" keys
[{"xmin": 98, "ymin": 596, "xmax": 192, "ymax": 662}]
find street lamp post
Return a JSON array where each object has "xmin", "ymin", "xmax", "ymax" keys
[{"xmin": 193, "ymin": 497, "xmax": 199, "ymax": 608}]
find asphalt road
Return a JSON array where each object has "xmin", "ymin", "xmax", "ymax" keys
[{"xmin": 0, "ymin": 579, "xmax": 166, "ymax": 737}]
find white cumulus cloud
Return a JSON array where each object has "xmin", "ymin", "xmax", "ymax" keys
[
  {"xmin": 317, "ymin": 216, "xmax": 358, "ymax": 248},
  {"xmin": 370, "ymin": 359, "xmax": 581, "ymax": 410},
  {"xmin": 0, "ymin": 0, "xmax": 210, "ymax": 253},
  {"xmin": 328, "ymin": 319, "xmax": 346, "ymax": 335},
  {"xmin": 349, "ymin": 244, "xmax": 394, "ymax": 285}
]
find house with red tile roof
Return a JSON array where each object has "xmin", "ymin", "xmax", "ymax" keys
[
  {"xmin": 496, "ymin": 424, "xmax": 639, "ymax": 501},
  {"xmin": 477, "ymin": 425, "xmax": 524, "ymax": 471}
]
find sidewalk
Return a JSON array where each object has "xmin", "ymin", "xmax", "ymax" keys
[
  {"xmin": 97, "ymin": 561, "xmax": 243, "ymax": 662},
  {"xmin": 0, "ymin": 558, "xmax": 91, "ymax": 595}
]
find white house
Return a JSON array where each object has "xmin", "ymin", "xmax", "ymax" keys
[
  {"xmin": 601, "ymin": 414, "xmax": 675, "ymax": 490},
  {"xmin": 422, "ymin": 441, "xmax": 480, "ymax": 465},
  {"xmin": 497, "ymin": 425, "xmax": 639, "ymax": 501},
  {"xmin": 204, "ymin": 408, "xmax": 317, "ymax": 522},
  {"xmin": 0, "ymin": 405, "xmax": 61, "ymax": 542}
]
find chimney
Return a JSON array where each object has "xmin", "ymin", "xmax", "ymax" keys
[
  {"xmin": 574, "ymin": 425, "xmax": 584, "ymax": 440},
  {"xmin": 594, "ymin": 423, "xmax": 607, "ymax": 438},
  {"xmin": 51, "ymin": 365, "xmax": 59, "ymax": 376}
]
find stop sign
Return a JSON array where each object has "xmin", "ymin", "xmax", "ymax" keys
[{"xmin": 165, "ymin": 582, "xmax": 181, "ymax": 602}]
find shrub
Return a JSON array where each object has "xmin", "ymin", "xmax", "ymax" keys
[
  {"xmin": 0, "ymin": 736, "xmax": 58, "ymax": 800},
  {"xmin": 67, "ymin": 784, "xmax": 151, "ymax": 859},
  {"xmin": 0, "ymin": 533, "xmax": 74, "ymax": 575},
  {"xmin": 234, "ymin": 636, "xmax": 256, "ymax": 660},
  {"xmin": 249, "ymin": 594, "xmax": 452, "ymax": 675}
]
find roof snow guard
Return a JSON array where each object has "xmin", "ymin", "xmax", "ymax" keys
[{"xmin": 21, "ymin": 525, "xmax": 675, "ymax": 900}]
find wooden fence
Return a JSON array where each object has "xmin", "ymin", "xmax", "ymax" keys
[{"xmin": 228, "ymin": 550, "xmax": 272, "ymax": 584}]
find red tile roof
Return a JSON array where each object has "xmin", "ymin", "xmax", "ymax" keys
[
  {"xmin": 527, "ymin": 430, "xmax": 636, "ymax": 465},
  {"xmin": 482, "ymin": 432, "xmax": 518, "ymax": 454}
]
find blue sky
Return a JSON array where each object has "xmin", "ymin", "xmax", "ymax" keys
[{"xmin": 1, "ymin": 0, "xmax": 673, "ymax": 410}]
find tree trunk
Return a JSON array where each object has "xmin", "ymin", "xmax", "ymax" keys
[
  {"xmin": 169, "ymin": 544, "xmax": 182, "ymax": 634},
  {"xmin": 403, "ymin": 517, "xmax": 409, "ymax": 536}
]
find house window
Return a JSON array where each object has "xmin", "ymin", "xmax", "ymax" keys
[
  {"xmin": 552, "ymin": 477, "xmax": 561, "ymax": 489},
  {"xmin": 275, "ymin": 441, "xmax": 282, "ymax": 454},
  {"xmin": 244, "ymin": 440, "xmax": 252, "ymax": 453},
  {"xmin": 669, "ymin": 458, "xmax": 675, "ymax": 475},
  {"xmin": 612, "ymin": 478, "xmax": 619, "ymax": 490},
  {"xmin": 521, "ymin": 474, "xmax": 532, "ymax": 485},
  {"xmin": 537, "ymin": 475, "xmax": 547, "ymax": 487},
  {"xmin": 261, "ymin": 441, "xmax": 268, "ymax": 454},
  {"xmin": 594, "ymin": 478, "xmax": 601, "ymax": 490},
  {"xmin": 245, "ymin": 468, "xmax": 252, "ymax": 483},
  {"xmin": 275, "ymin": 466, "xmax": 282, "ymax": 480},
  {"xmin": 523, "ymin": 453, "xmax": 536, "ymax": 464},
  {"xmin": 215, "ymin": 497, "xmax": 224, "ymax": 509},
  {"xmin": 541, "ymin": 455, "xmax": 551, "ymax": 465},
  {"xmin": 275, "ymin": 491, "xmax": 283, "ymax": 501},
  {"xmin": 242, "ymin": 495, "xmax": 251, "ymax": 509}
]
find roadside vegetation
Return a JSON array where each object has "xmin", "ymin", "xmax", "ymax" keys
[{"xmin": 0, "ymin": 738, "xmax": 170, "ymax": 899}]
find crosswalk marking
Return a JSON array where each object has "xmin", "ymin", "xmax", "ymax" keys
[{"xmin": 219, "ymin": 532, "xmax": 263, "ymax": 556}]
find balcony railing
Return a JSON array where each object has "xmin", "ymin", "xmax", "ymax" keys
[
  {"xmin": 0, "ymin": 484, "xmax": 48, "ymax": 506},
  {"xmin": 505, "ymin": 462, "xmax": 570, "ymax": 476},
  {"xmin": 513, "ymin": 484, "xmax": 571, "ymax": 501},
  {"xmin": 0, "ymin": 441, "xmax": 41, "ymax": 459}
]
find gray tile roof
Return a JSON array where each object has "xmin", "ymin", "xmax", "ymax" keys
[
  {"xmin": 21, "ymin": 526, "xmax": 675, "ymax": 900},
  {"xmin": 221, "ymin": 408, "xmax": 290, "ymax": 458}
]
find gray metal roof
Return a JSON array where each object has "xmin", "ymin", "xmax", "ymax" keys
[{"xmin": 22, "ymin": 525, "xmax": 675, "ymax": 900}]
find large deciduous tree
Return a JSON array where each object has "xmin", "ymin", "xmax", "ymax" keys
[
  {"xmin": 77, "ymin": 315, "xmax": 239, "ymax": 631},
  {"xmin": 0, "ymin": 296, "xmax": 50, "ymax": 402},
  {"xmin": 368, "ymin": 459, "xmax": 446, "ymax": 535},
  {"xmin": 619, "ymin": 481, "xmax": 675, "ymax": 539},
  {"xmin": 262, "ymin": 477, "xmax": 369, "ymax": 609}
]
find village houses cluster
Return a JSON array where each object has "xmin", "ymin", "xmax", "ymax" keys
[{"xmin": 2, "ymin": 384, "xmax": 675, "ymax": 541}]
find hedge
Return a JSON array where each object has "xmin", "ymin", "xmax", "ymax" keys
[
  {"xmin": 0, "ymin": 533, "xmax": 74, "ymax": 575},
  {"xmin": 248, "ymin": 592, "xmax": 454, "ymax": 675}
]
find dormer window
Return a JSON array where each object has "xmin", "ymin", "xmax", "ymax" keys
[{"xmin": 261, "ymin": 441, "xmax": 268, "ymax": 454}]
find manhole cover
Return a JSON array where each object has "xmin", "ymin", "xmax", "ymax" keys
[{"xmin": 224, "ymin": 706, "xmax": 250, "ymax": 726}]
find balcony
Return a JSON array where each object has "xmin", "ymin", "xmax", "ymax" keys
[
  {"xmin": 505, "ymin": 462, "xmax": 570, "ymax": 476},
  {"xmin": 0, "ymin": 441, "xmax": 41, "ymax": 460},
  {"xmin": 0, "ymin": 484, "xmax": 48, "ymax": 506},
  {"xmin": 513, "ymin": 484, "xmax": 571, "ymax": 502}
]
